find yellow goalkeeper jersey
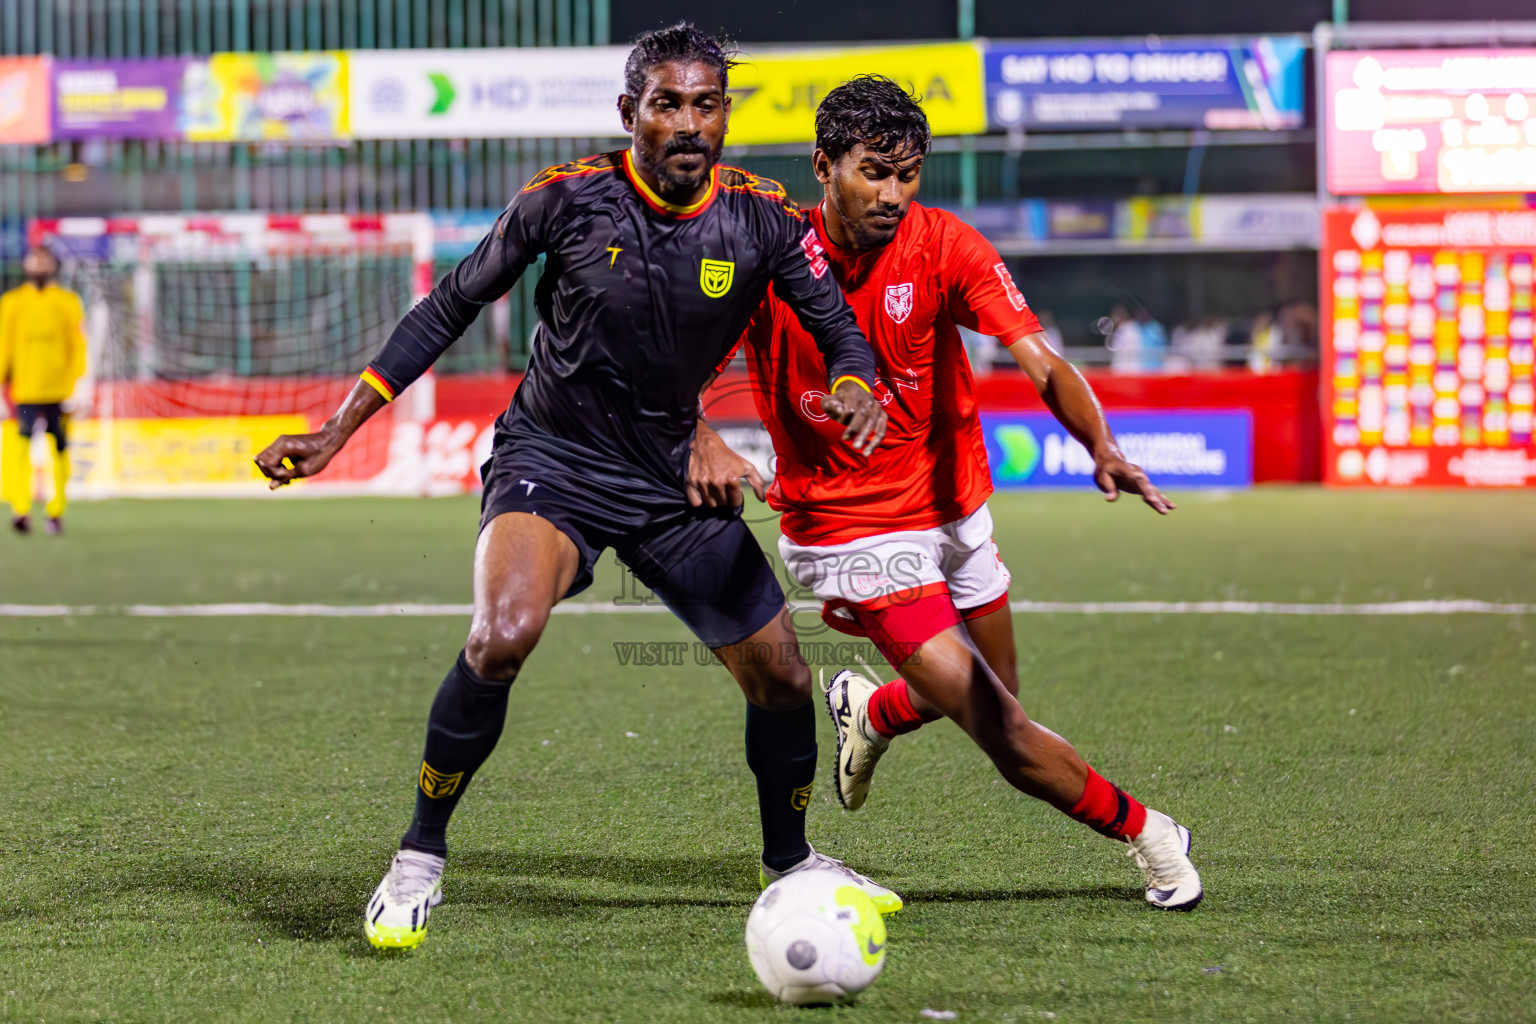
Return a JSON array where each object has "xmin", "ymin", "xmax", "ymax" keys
[{"xmin": 0, "ymin": 282, "xmax": 86, "ymax": 405}]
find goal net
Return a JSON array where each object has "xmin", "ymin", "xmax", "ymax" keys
[{"xmin": 30, "ymin": 212, "xmax": 438, "ymax": 496}]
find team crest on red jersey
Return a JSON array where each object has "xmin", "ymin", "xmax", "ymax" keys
[{"xmin": 884, "ymin": 283, "xmax": 914, "ymax": 324}]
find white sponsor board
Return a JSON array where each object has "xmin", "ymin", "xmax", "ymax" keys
[
  {"xmin": 1197, "ymin": 194, "xmax": 1319, "ymax": 248},
  {"xmin": 349, "ymin": 47, "xmax": 629, "ymax": 139}
]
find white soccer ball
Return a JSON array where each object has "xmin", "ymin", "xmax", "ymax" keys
[{"xmin": 745, "ymin": 868, "xmax": 887, "ymax": 1005}]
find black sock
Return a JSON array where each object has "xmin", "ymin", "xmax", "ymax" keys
[
  {"xmin": 745, "ymin": 699, "xmax": 817, "ymax": 871},
  {"xmin": 400, "ymin": 651, "xmax": 512, "ymax": 857}
]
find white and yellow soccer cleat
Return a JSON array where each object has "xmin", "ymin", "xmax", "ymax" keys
[
  {"xmin": 821, "ymin": 669, "xmax": 891, "ymax": 812},
  {"xmin": 364, "ymin": 849, "xmax": 446, "ymax": 949},
  {"xmin": 1127, "ymin": 809, "xmax": 1204, "ymax": 911},
  {"xmin": 761, "ymin": 847, "xmax": 904, "ymax": 916}
]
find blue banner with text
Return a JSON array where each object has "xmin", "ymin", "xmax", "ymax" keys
[
  {"xmin": 984, "ymin": 37, "xmax": 1304, "ymax": 132},
  {"xmin": 982, "ymin": 411, "xmax": 1252, "ymax": 489}
]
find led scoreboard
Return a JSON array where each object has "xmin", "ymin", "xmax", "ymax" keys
[
  {"xmin": 1326, "ymin": 48, "xmax": 1536, "ymax": 195},
  {"xmin": 1323, "ymin": 206, "xmax": 1536, "ymax": 486}
]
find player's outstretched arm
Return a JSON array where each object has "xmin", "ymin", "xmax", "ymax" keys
[
  {"xmin": 766, "ymin": 218, "xmax": 886, "ymax": 455},
  {"xmin": 254, "ymin": 379, "xmax": 386, "ymax": 489},
  {"xmin": 256, "ymin": 187, "xmax": 548, "ymax": 490},
  {"xmin": 1007, "ymin": 332, "xmax": 1175, "ymax": 514}
]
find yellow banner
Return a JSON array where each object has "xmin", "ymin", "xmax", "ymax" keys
[
  {"xmin": 185, "ymin": 52, "xmax": 348, "ymax": 142},
  {"xmin": 725, "ymin": 43, "xmax": 984, "ymax": 147},
  {"xmin": 70, "ymin": 416, "xmax": 308, "ymax": 491}
]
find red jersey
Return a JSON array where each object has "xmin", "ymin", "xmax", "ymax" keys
[{"xmin": 738, "ymin": 201, "xmax": 1041, "ymax": 545}]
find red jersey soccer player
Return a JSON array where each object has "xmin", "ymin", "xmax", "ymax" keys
[{"xmin": 693, "ymin": 76, "xmax": 1202, "ymax": 909}]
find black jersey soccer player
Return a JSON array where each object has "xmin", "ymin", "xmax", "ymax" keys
[{"xmin": 255, "ymin": 25, "xmax": 900, "ymax": 950}]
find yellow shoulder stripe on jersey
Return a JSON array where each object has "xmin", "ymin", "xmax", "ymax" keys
[
  {"xmin": 521, "ymin": 152, "xmax": 619, "ymax": 194},
  {"xmin": 717, "ymin": 164, "xmax": 787, "ymax": 200},
  {"xmin": 623, "ymin": 149, "xmax": 718, "ymax": 218},
  {"xmin": 718, "ymin": 164, "xmax": 805, "ymax": 220},
  {"xmin": 831, "ymin": 375, "xmax": 873, "ymax": 394},
  {"xmin": 360, "ymin": 368, "xmax": 396, "ymax": 401}
]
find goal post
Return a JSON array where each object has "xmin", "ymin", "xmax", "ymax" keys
[{"xmin": 28, "ymin": 212, "xmax": 442, "ymax": 497}]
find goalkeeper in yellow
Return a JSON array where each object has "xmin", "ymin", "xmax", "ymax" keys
[{"xmin": 1, "ymin": 245, "xmax": 85, "ymax": 535}]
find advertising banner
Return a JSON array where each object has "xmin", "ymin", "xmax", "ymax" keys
[
  {"xmin": 727, "ymin": 42, "xmax": 985, "ymax": 146},
  {"xmin": 54, "ymin": 372, "xmax": 1317, "ymax": 497},
  {"xmin": 349, "ymin": 47, "xmax": 629, "ymax": 140},
  {"xmin": 68, "ymin": 416, "xmax": 309, "ymax": 494},
  {"xmin": 985, "ymin": 37, "xmax": 1303, "ymax": 132},
  {"xmin": 0, "ymin": 57, "xmax": 52, "ymax": 144},
  {"xmin": 959, "ymin": 194, "xmax": 1318, "ymax": 248},
  {"xmin": 52, "ymin": 59, "xmax": 188, "ymax": 139},
  {"xmin": 1193, "ymin": 194, "xmax": 1319, "ymax": 247},
  {"xmin": 1322, "ymin": 206, "xmax": 1536, "ymax": 487},
  {"xmin": 1326, "ymin": 49, "xmax": 1536, "ymax": 195},
  {"xmin": 184, "ymin": 52, "xmax": 347, "ymax": 141},
  {"xmin": 981, "ymin": 411, "xmax": 1252, "ymax": 489}
]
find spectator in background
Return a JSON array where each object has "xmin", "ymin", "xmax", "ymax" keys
[
  {"xmin": 1107, "ymin": 302, "xmax": 1144, "ymax": 374},
  {"xmin": 1, "ymin": 244, "xmax": 86, "ymax": 535},
  {"xmin": 1247, "ymin": 310, "xmax": 1280, "ymax": 373},
  {"xmin": 1170, "ymin": 315, "xmax": 1227, "ymax": 372},
  {"xmin": 1134, "ymin": 306, "xmax": 1168, "ymax": 372},
  {"xmin": 1279, "ymin": 301, "xmax": 1318, "ymax": 354}
]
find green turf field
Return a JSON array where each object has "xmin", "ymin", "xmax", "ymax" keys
[{"xmin": 2, "ymin": 490, "xmax": 1534, "ymax": 1023}]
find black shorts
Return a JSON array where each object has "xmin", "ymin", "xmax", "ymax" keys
[
  {"xmin": 479, "ymin": 432, "xmax": 785, "ymax": 649},
  {"xmin": 14, "ymin": 404, "xmax": 66, "ymax": 450}
]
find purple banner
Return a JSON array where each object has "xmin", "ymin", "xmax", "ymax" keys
[{"xmin": 52, "ymin": 59, "xmax": 189, "ymax": 139}]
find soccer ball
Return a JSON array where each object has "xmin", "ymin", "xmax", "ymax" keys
[{"xmin": 745, "ymin": 868, "xmax": 887, "ymax": 1005}]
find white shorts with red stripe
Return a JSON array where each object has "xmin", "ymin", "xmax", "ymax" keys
[{"xmin": 778, "ymin": 504, "xmax": 1012, "ymax": 636}]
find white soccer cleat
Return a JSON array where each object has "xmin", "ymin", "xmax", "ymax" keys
[
  {"xmin": 760, "ymin": 847, "xmax": 904, "ymax": 916},
  {"xmin": 364, "ymin": 849, "xmax": 446, "ymax": 949},
  {"xmin": 1127, "ymin": 809, "xmax": 1203, "ymax": 911},
  {"xmin": 821, "ymin": 669, "xmax": 891, "ymax": 812}
]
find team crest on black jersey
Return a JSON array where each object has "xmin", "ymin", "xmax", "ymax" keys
[{"xmin": 700, "ymin": 259, "xmax": 735, "ymax": 298}]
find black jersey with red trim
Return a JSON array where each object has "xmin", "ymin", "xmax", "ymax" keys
[{"xmin": 365, "ymin": 150, "xmax": 876, "ymax": 487}]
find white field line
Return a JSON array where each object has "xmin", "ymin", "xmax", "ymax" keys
[
  {"xmin": 0, "ymin": 599, "xmax": 1530, "ymax": 617},
  {"xmin": 1010, "ymin": 599, "xmax": 1535, "ymax": 615}
]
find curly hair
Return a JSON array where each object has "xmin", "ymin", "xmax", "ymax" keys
[
  {"xmin": 624, "ymin": 22, "xmax": 737, "ymax": 97},
  {"xmin": 815, "ymin": 74, "xmax": 932, "ymax": 163}
]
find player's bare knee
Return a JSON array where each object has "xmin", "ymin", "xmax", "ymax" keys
[
  {"xmin": 464, "ymin": 608, "xmax": 546, "ymax": 681},
  {"xmin": 464, "ymin": 634, "xmax": 526, "ymax": 681}
]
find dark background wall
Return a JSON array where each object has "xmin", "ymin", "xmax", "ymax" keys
[{"xmin": 614, "ymin": 0, "xmax": 1536, "ymax": 43}]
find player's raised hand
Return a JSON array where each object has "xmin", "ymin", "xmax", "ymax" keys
[
  {"xmin": 254, "ymin": 428, "xmax": 344, "ymax": 489},
  {"xmin": 687, "ymin": 419, "xmax": 766, "ymax": 508},
  {"xmin": 820, "ymin": 379, "xmax": 887, "ymax": 457},
  {"xmin": 1093, "ymin": 449, "xmax": 1176, "ymax": 514}
]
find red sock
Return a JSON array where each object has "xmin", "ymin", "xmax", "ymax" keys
[
  {"xmin": 1068, "ymin": 768, "xmax": 1148, "ymax": 841},
  {"xmin": 865, "ymin": 679, "xmax": 939, "ymax": 738}
]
